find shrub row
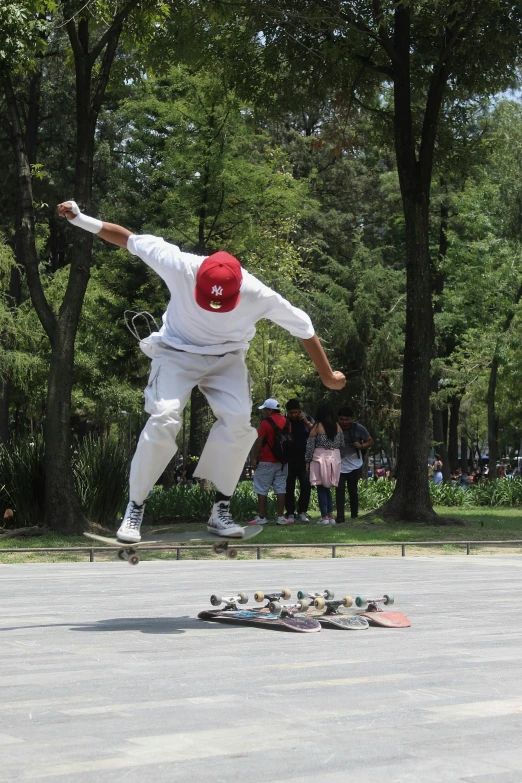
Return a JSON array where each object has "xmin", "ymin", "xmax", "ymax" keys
[
  {"xmin": 1, "ymin": 437, "xmax": 522, "ymax": 527},
  {"xmin": 0, "ymin": 437, "xmax": 128, "ymax": 527}
]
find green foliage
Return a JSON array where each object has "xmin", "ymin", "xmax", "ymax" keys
[
  {"xmin": 0, "ymin": 0, "xmax": 51, "ymax": 69},
  {"xmin": 358, "ymin": 478, "xmax": 522, "ymax": 510},
  {"xmin": 73, "ymin": 435, "xmax": 129, "ymax": 524},
  {"xmin": 0, "ymin": 437, "xmax": 129, "ymax": 526},
  {"xmin": 0, "ymin": 439, "xmax": 45, "ymax": 525}
]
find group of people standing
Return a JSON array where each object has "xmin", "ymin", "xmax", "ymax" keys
[{"xmin": 250, "ymin": 398, "xmax": 373, "ymax": 525}]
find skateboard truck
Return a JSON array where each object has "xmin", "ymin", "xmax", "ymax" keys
[
  {"xmin": 313, "ymin": 596, "xmax": 354, "ymax": 612},
  {"xmin": 210, "ymin": 593, "xmax": 249, "ymax": 609},
  {"xmin": 254, "ymin": 588, "xmax": 291, "ymax": 603},
  {"xmin": 355, "ymin": 595, "xmax": 394, "ymax": 611},
  {"xmin": 268, "ymin": 599, "xmax": 310, "ymax": 615},
  {"xmin": 297, "ymin": 588, "xmax": 335, "ymax": 601},
  {"xmin": 117, "ymin": 547, "xmax": 140, "ymax": 566},
  {"xmin": 211, "ymin": 541, "xmax": 239, "ymax": 559}
]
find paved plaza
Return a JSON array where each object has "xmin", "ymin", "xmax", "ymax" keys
[{"xmin": 1, "ymin": 554, "xmax": 522, "ymax": 782}]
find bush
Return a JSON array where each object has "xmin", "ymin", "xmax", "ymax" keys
[
  {"xmin": 0, "ymin": 436, "xmax": 129, "ymax": 527},
  {"xmin": 357, "ymin": 477, "xmax": 522, "ymax": 510},
  {"xmin": 73, "ymin": 435, "xmax": 129, "ymax": 524},
  {"xmin": 0, "ymin": 440, "xmax": 46, "ymax": 526}
]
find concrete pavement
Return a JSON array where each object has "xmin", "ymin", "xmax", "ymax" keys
[{"xmin": 1, "ymin": 555, "xmax": 522, "ymax": 782}]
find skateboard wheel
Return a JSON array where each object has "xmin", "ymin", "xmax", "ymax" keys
[
  {"xmin": 281, "ymin": 588, "xmax": 292, "ymax": 600},
  {"xmin": 324, "ymin": 589, "xmax": 335, "ymax": 600},
  {"xmin": 254, "ymin": 591, "xmax": 264, "ymax": 602},
  {"xmin": 296, "ymin": 590, "xmax": 307, "ymax": 600},
  {"xmin": 383, "ymin": 594, "xmax": 394, "ymax": 605},
  {"xmin": 314, "ymin": 596, "xmax": 326, "ymax": 610},
  {"xmin": 210, "ymin": 594, "xmax": 222, "ymax": 606},
  {"xmin": 128, "ymin": 555, "xmax": 139, "ymax": 566},
  {"xmin": 212, "ymin": 543, "xmax": 226, "ymax": 555},
  {"xmin": 226, "ymin": 548, "xmax": 238, "ymax": 559},
  {"xmin": 237, "ymin": 592, "xmax": 248, "ymax": 604},
  {"xmin": 268, "ymin": 601, "xmax": 281, "ymax": 613},
  {"xmin": 117, "ymin": 549, "xmax": 126, "ymax": 561},
  {"xmin": 298, "ymin": 599, "xmax": 310, "ymax": 611},
  {"xmin": 355, "ymin": 596, "xmax": 366, "ymax": 608},
  {"xmin": 342, "ymin": 595, "xmax": 354, "ymax": 608}
]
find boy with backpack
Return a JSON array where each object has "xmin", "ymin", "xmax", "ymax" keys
[{"xmin": 250, "ymin": 399, "xmax": 293, "ymax": 525}]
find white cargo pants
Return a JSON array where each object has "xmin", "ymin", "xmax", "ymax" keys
[{"xmin": 129, "ymin": 344, "xmax": 257, "ymax": 502}]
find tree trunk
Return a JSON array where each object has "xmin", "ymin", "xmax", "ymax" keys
[
  {"xmin": 0, "ymin": 263, "xmax": 22, "ymax": 442},
  {"xmin": 486, "ymin": 280, "xmax": 522, "ymax": 480},
  {"xmin": 447, "ymin": 398, "xmax": 460, "ymax": 473},
  {"xmin": 460, "ymin": 435, "xmax": 469, "ymax": 474},
  {"xmin": 3, "ymin": 8, "xmax": 136, "ymax": 532},
  {"xmin": 486, "ymin": 355, "xmax": 500, "ymax": 480},
  {"xmin": 0, "ymin": 376, "xmax": 12, "ymax": 443},
  {"xmin": 432, "ymin": 406, "xmax": 451, "ymax": 482},
  {"xmin": 189, "ymin": 387, "xmax": 207, "ymax": 458},
  {"xmin": 369, "ymin": 6, "xmax": 462, "ymax": 523}
]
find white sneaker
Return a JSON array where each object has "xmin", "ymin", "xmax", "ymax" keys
[
  {"xmin": 249, "ymin": 515, "xmax": 267, "ymax": 526},
  {"xmin": 297, "ymin": 513, "xmax": 310, "ymax": 523},
  {"xmin": 117, "ymin": 501, "xmax": 145, "ymax": 543},
  {"xmin": 286, "ymin": 514, "xmax": 295, "ymax": 523},
  {"xmin": 208, "ymin": 502, "xmax": 244, "ymax": 538},
  {"xmin": 316, "ymin": 516, "xmax": 331, "ymax": 525},
  {"xmin": 277, "ymin": 516, "xmax": 293, "ymax": 525}
]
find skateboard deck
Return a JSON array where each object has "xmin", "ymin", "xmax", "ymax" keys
[
  {"xmin": 84, "ymin": 526, "xmax": 263, "ymax": 565},
  {"xmin": 357, "ymin": 611, "xmax": 411, "ymax": 628},
  {"xmin": 312, "ymin": 613, "xmax": 369, "ymax": 630},
  {"xmin": 269, "ymin": 603, "xmax": 369, "ymax": 630},
  {"xmin": 198, "ymin": 608, "xmax": 321, "ymax": 633}
]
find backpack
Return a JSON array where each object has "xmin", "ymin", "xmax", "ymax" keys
[{"xmin": 265, "ymin": 416, "xmax": 294, "ymax": 465}]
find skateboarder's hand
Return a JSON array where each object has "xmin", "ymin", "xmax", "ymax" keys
[
  {"xmin": 57, "ymin": 201, "xmax": 77, "ymax": 221},
  {"xmin": 321, "ymin": 370, "xmax": 346, "ymax": 390}
]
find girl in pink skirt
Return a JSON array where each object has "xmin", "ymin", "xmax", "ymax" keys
[{"xmin": 305, "ymin": 404, "xmax": 344, "ymax": 525}]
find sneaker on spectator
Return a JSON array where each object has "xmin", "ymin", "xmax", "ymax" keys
[
  {"xmin": 316, "ymin": 516, "xmax": 331, "ymax": 525},
  {"xmin": 276, "ymin": 516, "xmax": 293, "ymax": 525},
  {"xmin": 297, "ymin": 513, "xmax": 310, "ymax": 523},
  {"xmin": 286, "ymin": 514, "xmax": 295, "ymax": 523},
  {"xmin": 328, "ymin": 516, "xmax": 336, "ymax": 524},
  {"xmin": 249, "ymin": 515, "xmax": 267, "ymax": 526}
]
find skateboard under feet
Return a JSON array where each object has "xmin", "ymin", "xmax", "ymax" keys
[{"xmin": 84, "ymin": 526, "xmax": 263, "ymax": 565}]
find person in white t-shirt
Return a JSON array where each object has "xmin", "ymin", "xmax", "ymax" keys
[{"xmin": 57, "ymin": 201, "xmax": 346, "ymax": 542}]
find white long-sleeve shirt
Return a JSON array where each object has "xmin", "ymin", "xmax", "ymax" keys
[{"xmin": 127, "ymin": 234, "xmax": 315, "ymax": 355}]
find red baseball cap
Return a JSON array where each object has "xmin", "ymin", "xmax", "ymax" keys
[{"xmin": 195, "ymin": 251, "xmax": 243, "ymax": 313}]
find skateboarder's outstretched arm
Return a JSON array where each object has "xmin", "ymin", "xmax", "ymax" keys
[
  {"xmin": 301, "ymin": 335, "xmax": 345, "ymax": 391},
  {"xmin": 57, "ymin": 201, "xmax": 131, "ymax": 248}
]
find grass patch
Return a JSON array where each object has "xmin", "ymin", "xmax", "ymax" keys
[{"xmin": 1, "ymin": 506, "xmax": 522, "ymax": 562}]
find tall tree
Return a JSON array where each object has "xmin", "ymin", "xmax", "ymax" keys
[
  {"xmin": 239, "ymin": 0, "xmax": 522, "ymax": 521},
  {"xmin": 1, "ymin": 0, "xmax": 145, "ymax": 531}
]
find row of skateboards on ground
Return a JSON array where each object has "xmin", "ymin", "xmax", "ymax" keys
[{"xmin": 198, "ymin": 589, "xmax": 411, "ymax": 632}]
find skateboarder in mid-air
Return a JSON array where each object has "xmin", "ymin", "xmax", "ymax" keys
[{"xmin": 57, "ymin": 200, "xmax": 346, "ymax": 543}]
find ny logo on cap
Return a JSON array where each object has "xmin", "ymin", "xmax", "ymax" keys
[{"xmin": 211, "ymin": 285, "xmax": 223, "ymax": 296}]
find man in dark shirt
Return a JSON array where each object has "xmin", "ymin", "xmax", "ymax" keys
[
  {"xmin": 285, "ymin": 398, "xmax": 314, "ymax": 523},
  {"xmin": 336, "ymin": 406, "xmax": 373, "ymax": 522}
]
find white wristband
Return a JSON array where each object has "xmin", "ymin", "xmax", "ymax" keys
[{"xmin": 67, "ymin": 200, "xmax": 103, "ymax": 234}]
